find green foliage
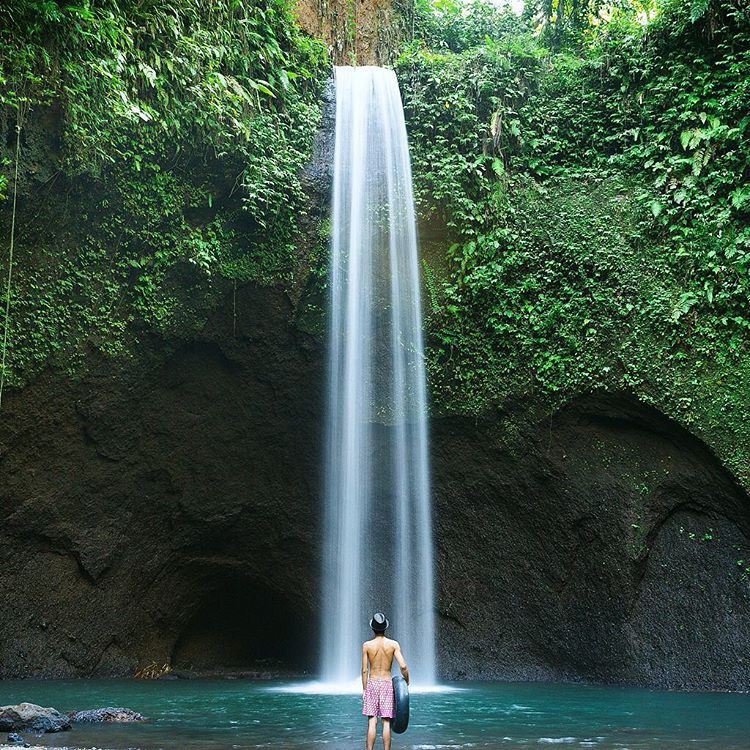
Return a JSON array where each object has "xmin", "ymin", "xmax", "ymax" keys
[
  {"xmin": 398, "ymin": 0, "xmax": 750, "ymax": 485},
  {"xmin": 1, "ymin": 0, "xmax": 326, "ymax": 164},
  {"xmin": 413, "ymin": 0, "xmax": 530, "ymax": 51},
  {"xmin": 0, "ymin": 0, "xmax": 328, "ymax": 383}
]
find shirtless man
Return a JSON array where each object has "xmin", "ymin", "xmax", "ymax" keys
[{"xmin": 361, "ymin": 612, "xmax": 409, "ymax": 750}]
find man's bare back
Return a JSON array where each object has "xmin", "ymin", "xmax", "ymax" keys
[{"xmin": 362, "ymin": 635, "xmax": 409, "ymax": 686}]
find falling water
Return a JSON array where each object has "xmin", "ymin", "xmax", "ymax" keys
[{"xmin": 321, "ymin": 66, "xmax": 436, "ymax": 687}]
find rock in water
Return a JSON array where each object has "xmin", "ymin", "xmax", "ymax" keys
[
  {"xmin": 6, "ymin": 732, "xmax": 24, "ymax": 743},
  {"xmin": 70, "ymin": 707, "xmax": 145, "ymax": 723},
  {"xmin": 0, "ymin": 703, "xmax": 71, "ymax": 732}
]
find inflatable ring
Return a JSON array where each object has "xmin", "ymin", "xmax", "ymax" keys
[{"xmin": 391, "ymin": 675, "xmax": 409, "ymax": 734}]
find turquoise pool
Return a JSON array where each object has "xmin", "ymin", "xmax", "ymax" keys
[{"xmin": 0, "ymin": 679, "xmax": 748, "ymax": 749}]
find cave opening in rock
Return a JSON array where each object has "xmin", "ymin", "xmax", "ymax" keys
[
  {"xmin": 433, "ymin": 393, "xmax": 750, "ymax": 688},
  {"xmin": 171, "ymin": 579, "xmax": 309, "ymax": 672}
]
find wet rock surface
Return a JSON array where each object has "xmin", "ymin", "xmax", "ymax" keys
[
  {"xmin": 0, "ymin": 704, "xmax": 71, "ymax": 733},
  {"xmin": 69, "ymin": 708, "xmax": 145, "ymax": 723},
  {"xmin": 0, "ymin": 285, "xmax": 748, "ymax": 689}
]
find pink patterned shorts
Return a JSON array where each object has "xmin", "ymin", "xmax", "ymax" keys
[{"xmin": 362, "ymin": 676, "xmax": 394, "ymax": 718}]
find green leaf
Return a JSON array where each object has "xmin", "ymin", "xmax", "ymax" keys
[
  {"xmin": 730, "ymin": 187, "xmax": 750, "ymax": 210},
  {"xmin": 248, "ymin": 79, "xmax": 275, "ymax": 97},
  {"xmin": 690, "ymin": 0, "xmax": 710, "ymax": 23}
]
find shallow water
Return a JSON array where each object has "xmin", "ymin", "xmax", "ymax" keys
[{"xmin": 0, "ymin": 679, "xmax": 748, "ymax": 749}]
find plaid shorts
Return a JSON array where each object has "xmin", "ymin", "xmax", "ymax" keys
[{"xmin": 362, "ymin": 676, "xmax": 394, "ymax": 718}]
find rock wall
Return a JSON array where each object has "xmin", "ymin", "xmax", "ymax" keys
[
  {"xmin": 1, "ymin": 310, "xmax": 749, "ymax": 688},
  {"xmin": 434, "ymin": 395, "xmax": 750, "ymax": 689},
  {"xmin": 0, "ymin": 286, "xmax": 324, "ymax": 677},
  {"xmin": 294, "ymin": 0, "xmax": 404, "ymax": 65}
]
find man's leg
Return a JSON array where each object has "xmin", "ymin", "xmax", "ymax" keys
[
  {"xmin": 366, "ymin": 716, "xmax": 377, "ymax": 750},
  {"xmin": 382, "ymin": 718, "xmax": 391, "ymax": 750}
]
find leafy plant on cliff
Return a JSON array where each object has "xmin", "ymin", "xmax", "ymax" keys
[
  {"xmin": 398, "ymin": 0, "xmax": 750, "ymax": 485},
  {"xmin": 0, "ymin": 0, "xmax": 327, "ymax": 383}
]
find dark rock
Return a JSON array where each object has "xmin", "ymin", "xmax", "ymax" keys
[
  {"xmin": 6, "ymin": 732, "xmax": 24, "ymax": 743},
  {"xmin": 433, "ymin": 393, "xmax": 750, "ymax": 689},
  {"xmin": 165, "ymin": 670, "xmax": 197, "ymax": 679},
  {"xmin": 0, "ymin": 280, "xmax": 748, "ymax": 690},
  {"xmin": 0, "ymin": 284, "xmax": 323, "ymax": 679},
  {"xmin": 0, "ymin": 703, "xmax": 71, "ymax": 732},
  {"xmin": 301, "ymin": 77, "xmax": 335, "ymax": 204},
  {"xmin": 70, "ymin": 707, "xmax": 145, "ymax": 723}
]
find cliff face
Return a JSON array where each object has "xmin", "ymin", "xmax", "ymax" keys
[
  {"xmin": 294, "ymin": 0, "xmax": 403, "ymax": 65},
  {"xmin": 433, "ymin": 396, "xmax": 750, "ymax": 689},
  {"xmin": 1, "ymin": 295, "xmax": 749, "ymax": 687},
  {"xmin": 1, "ymin": 7, "xmax": 749, "ymax": 691},
  {"xmin": 0, "ymin": 286, "xmax": 324, "ymax": 676}
]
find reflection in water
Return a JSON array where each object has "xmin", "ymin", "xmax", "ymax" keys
[{"xmin": 0, "ymin": 679, "xmax": 748, "ymax": 749}]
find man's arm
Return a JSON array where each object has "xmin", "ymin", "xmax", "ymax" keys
[
  {"xmin": 394, "ymin": 642, "xmax": 409, "ymax": 685},
  {"xmin": 361, "ymin": 643, "xmax": 369, "ymax": 692}
]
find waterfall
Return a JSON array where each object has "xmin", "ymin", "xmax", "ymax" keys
[{"xmin": 321, "ymin": 66, "xmax": 436, "ymax": 687}]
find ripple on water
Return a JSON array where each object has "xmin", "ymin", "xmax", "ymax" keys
[
  {"xmin": 538, "ymin": 739, "xmax": 577, "ymax": 744},
  {"xmin": 0, "ymin": 679, "xmax": 748, "ymax": 750}
]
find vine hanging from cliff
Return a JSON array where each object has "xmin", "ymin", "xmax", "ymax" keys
[{"xmin": 0, "ymin": 99, "xmax": 26, "ymax": 409}]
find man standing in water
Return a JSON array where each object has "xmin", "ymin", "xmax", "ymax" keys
[{"xmin": 362, "ymin": 612, "xmax": 409, "ymax": 750}]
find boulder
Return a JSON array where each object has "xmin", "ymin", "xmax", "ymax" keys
[
  {"xmin": 0, "ymin": 703, "xmax": 70, "ymax": 732},
  {"xmin": 69, "ymin": 707, "xmax": 145, "ymax": 723}
]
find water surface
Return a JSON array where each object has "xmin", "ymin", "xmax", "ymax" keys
[{"xmin": 0, "ymin": 679, "xmax": 747, "ymax": 749}]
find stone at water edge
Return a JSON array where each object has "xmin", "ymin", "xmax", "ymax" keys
[
  {"xmin": 6, "ymin": 733, "xmax": 23, "ymax": 744},
  {"xmin": 69, "ymin": 707, "xmax": 146, "ymax": 723},
  {"xmin": 0, "ymin": 703, "xmax": 71, "ymax": 732}
]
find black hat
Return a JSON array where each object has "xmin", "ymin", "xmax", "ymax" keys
[{"xmin": 370, "ymin": 612, "xmax": 389, "ymax": 632}]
